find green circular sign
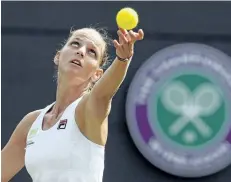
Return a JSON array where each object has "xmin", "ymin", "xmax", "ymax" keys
[
  {"xmin": 126, "ymin": 43, "xmax": 231, "ymax": 177},
  {"xmin": 153, "ymin": 74, "xmax": 226, "ymax": 147}
]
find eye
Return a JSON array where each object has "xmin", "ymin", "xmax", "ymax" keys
[
  {"xmin": 71, "ymin": 41, "xmax": 80, "ymax": 47},
  {"xmin": 89, "ymin": 49, "xmax": 97, "ymax": 57}
]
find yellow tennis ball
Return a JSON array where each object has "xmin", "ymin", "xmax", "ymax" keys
[{"xmin": 116, "ymin": 7, "xmax": 139, "ymax": 30}]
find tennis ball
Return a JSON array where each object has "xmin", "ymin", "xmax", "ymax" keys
[{"xmin": 116, "ymin": 7, "xmax": 139, "ymax": 30}]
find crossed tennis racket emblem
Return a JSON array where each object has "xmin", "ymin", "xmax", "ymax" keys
[{"xmin": 161, "ymin": 81, "xmax": 222, "ymax": 139}]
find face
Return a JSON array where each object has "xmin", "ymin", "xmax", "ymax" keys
[{"xmin": 54, "ymin": 28, "xmax": 105, "ymax": 84}]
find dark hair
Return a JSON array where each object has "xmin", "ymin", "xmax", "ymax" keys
[{"xmin": 54, "ymin": 26, "xmax": 113, "ymax": 91}]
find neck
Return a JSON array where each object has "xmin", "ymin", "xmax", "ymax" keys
[{"xmin": 51, "ymin": 76, "xmax": 89, "ymax": 116}]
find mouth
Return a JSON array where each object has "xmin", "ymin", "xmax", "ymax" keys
[{"xmin": 70, "ymin": 59, "xmax": 82, "ymax": 67}]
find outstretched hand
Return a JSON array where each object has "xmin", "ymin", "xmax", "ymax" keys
[{"xmin": 113, "ymin": 28, "xmax": 144, "ymax": 60}]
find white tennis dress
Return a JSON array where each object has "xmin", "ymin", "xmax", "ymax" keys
[{"xmin": 25, "ymin": 97, "xmax": 105, "ymax": 182}]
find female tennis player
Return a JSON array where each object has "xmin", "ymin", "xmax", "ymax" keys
[{"xmin": 1, "ymin": 27, "xmax": 144, "ymax": 182}]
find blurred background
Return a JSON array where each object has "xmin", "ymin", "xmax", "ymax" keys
[{"xmin": 2, "ymin": 1, "xmax": 231, "ymax": 182}]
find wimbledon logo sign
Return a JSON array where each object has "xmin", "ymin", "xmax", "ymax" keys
[{"xmin": 126, "ymin": 43, "xmax": 231, "ymax": 177}]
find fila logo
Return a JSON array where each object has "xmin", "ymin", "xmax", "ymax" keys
[{"xmin": 57, "ymin": 119, "xmax": 68, "ymax": 130}]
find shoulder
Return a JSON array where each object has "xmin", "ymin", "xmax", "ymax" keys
[
  {"xmin": 11, "ymin": 110, "xmax": 42, "ymax": 143},
  {"xmin": 23, "ymin": 110, "xmax": 41, "ymax": 124},
  {"xmin": 21, "ymin": 110, "xmax": 41, "ymax": 128}
]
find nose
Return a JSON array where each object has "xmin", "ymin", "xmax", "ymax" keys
[{"xmin": 76, "ymin": 46, "xmax": 86, "ymax": 58}]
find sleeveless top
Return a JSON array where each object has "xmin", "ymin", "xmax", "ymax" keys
[{"xmin": 25, "ymin": 97, "xmax": 105, "ymax": 182}]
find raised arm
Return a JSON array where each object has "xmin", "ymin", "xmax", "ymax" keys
[
  {"xmin": 1, "ymin": 111, "xmax": 40, "ymax": 182},
  {"xmin": 83, "ymin": 29, "xmax": 144, "ymax": 129},
  {"xmin": 91, "ymin": 29, "xmax": 144, "ymax": 100}
]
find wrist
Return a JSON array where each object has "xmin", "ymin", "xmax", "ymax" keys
[{"xmin": 116, "ymin": 55, "xmax": 133, "ymax": 62}]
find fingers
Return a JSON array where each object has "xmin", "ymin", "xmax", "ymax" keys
[
  {"xmin": 119, "ymin": 28, "xmax": 128, "ymax": 35},
  {"xmin": 138, "ymin": 29, "xmax": 144, "ymax": 40},
  {"xmin": 115, "ymin": 28, "xmax": 144, "ymax": 60},
  {"xmin": 113, "ymin": 39, "xmax": 120, "ymax": 49},
  {"xmin": 117, "ymin": 28, "xmax": 144, "ymax": 45},
  {"xmin": 118, "ymin": 28, "xmax": 133, "ymax": 42},
  {"xmin": 128, "ymin": 29, "xmax": 144, "ymax": 42},
  {"xmin": 117, "ymin": 30, "xmax": 128, "ymax": 44},
  {"xmin": 120, "ymin": 28, "xmax": 132, "ymax": 42},
  {"xmin": 128, "ymin": 30, "xmax": 137, "ymax": 43}
]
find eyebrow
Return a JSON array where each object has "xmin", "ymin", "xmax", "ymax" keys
[
  {"xmin": 73, "ymin": 37, "xmax": 98, "ymax": 50},
  {"xmin": 72, "ymin": 37, "xmax": 100, "ymax": 58}
]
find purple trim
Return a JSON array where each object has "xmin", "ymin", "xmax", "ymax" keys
[
  {"xmin": 136, "ymin": 105, "xmax": 154, "ymax": 143},
  {"xmin": 226, "ymin": 127, "xmax": 231, "ymax": 143}
]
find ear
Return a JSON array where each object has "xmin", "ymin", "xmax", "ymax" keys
[
  {"xmin": 91, "ymin": 68, "xmax": 104, "ymax": 82},
  {"xmin": 54, "ymin": 51, "xmax": 60, "ymax": 65}
]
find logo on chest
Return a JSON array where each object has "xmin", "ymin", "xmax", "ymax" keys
[
  {"xmin": 57, "ymin": 119, "xmax": 68, "ymax": 130},
  {"xmin": 26, "ymin": 128, "xmax": 39, "ymax": 148},
  {"xmin": 28, "ymin": 128, "xmax": 39, "ymax": 139}
]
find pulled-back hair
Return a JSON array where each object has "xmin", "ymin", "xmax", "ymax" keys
[{"xmin": 54, "ymin": 26, "xmax": 113, "ymax": 91}]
